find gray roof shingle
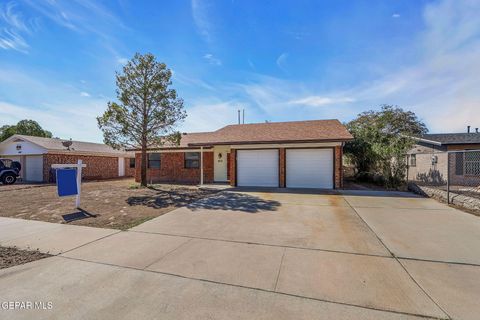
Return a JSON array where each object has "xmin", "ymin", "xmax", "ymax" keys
[{"xmin": 421, "ymin": 133, "xmax": 480, "ymax": 145}]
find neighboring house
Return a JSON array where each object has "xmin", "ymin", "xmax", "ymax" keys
[
  {"xmin": 0, "ymin": 135, "xmax": 135, "ymax": 182},
  {"xmin": 407, "ymin": 132, "xmax": 480, "ymax": 185},
  {"xmin": 131, "ymin": 119, "xmax": 353, "ymax": 189}
]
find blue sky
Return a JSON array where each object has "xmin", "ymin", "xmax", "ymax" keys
[{"xmin": 1, "ymin": 0, "xmax": 479, "ymax": 142}]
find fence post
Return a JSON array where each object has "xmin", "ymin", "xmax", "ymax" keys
[{"xmin": 446, "ymin": 151, "xmax": 450, "ymax": 204}]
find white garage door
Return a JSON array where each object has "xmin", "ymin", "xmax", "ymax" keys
[
  {"xmin": 25, "ymin": 155, "xmax": 43, "ymax": 182},
  {"xmin": 237, "ymin": 149, "xmax": 279, "ymax": 187},
  {"xmin": 286, "ymin": 149, "xmax": 333, "ymax": 189}
]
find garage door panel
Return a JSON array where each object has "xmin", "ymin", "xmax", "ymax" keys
[
  {"xmin": 25, "ymin": 155, "xmax": 43, "ymax": 182},
  {"xmin": 237, "ymin": 150, "xmax": 279, "ymax": 187},
  {"xmin": 286, "ymin": 149, "xmax": 333, "ymax": 189}
]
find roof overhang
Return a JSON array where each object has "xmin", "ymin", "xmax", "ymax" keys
[
  {"xmin": 187, "ymin": 138, "xmax": 354, "ymax": 147},
  {"xmin": 410, "ymin": 136, "xmax": 443, "ymax": 146}
]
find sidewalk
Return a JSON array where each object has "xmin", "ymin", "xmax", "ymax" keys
[{"xmin": 0, "ymin": 217, "xmax": 118, "ymax": 255}]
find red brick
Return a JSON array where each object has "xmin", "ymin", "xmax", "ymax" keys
[
  {"xmin": 229, "ymin": 150, "xmax": 236, "ymax": 186},
  {"xmin": 135, "ymin": 152, "xmax": 213, "ymax": 184},
  {"xmin": 334, "ymin": 146, "xmax": 343, "ymax": 188},
  {"xmin": 279, "ymin": 148, "xmax": 286, "ymax": 187},
  {"xmin": 43, "ymin": 153, "xmax": 132, "ymax": 182}
]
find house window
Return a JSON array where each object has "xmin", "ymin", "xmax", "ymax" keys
[
  {"xmin": 465, "ymin": 151, "xmax": 480, "ymax": 176},
  {"xmin": 129, "ymin": 158, "xmax": 135, "ymax": 168},
  {"xmin": 410, "ymin": 154, "xmax": 416, "ymax": 167},
  {"xmin": 185, "ymin": 152, "xmax": 200, "ymax": 168},
  {"xmin": 148, "ymin": 153, "xmax": 161, "ymax": 168}
]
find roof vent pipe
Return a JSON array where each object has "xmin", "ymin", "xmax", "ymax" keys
[{"xmin": 467, "ymin": 125, "xmax": 471, "ymax": 133}]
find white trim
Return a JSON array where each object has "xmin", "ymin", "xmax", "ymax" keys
[
  {"xmin": 46, "ymin": 150, "xmax": 132, "ymax": 157},
  {"xmin": 230, "ymin": 142, "xmax": 341, "ymax": 149},
  {"xmin": 415, "ymin": 137, "xmax": 443, "ymax": 146},
  {"xmin": 144, "ymin": 148, "xmax": 211, "ymax": 153}
]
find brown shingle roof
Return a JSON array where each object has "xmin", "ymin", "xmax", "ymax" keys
[{"xmin": 158, "ymin": 119, "xmax": 352, "ymax": 149}]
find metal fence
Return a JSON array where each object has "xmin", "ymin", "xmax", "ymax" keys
[
  {"xmin": 446, "ymin": 150, "xmax": 480, "ymax": 203},
  {"xmin": 408, "ymin": 149, "xmax": 480, "ymax": 203}
]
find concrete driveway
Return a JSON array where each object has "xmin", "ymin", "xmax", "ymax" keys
[{"xmin": 1, "ymin": 189, "xmax": 480, "ymax": 319}]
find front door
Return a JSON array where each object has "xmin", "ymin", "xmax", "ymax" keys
[{"xmin": 214, "ymin": 147, "xmax": 230, "ymax": 182}]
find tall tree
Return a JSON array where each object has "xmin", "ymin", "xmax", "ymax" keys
[
  {"xmin": 344, "ymin": 105, "xmax": 428, "ymax": 188},
  {"xmin": 0, "ymin": 120, "xmax": 52, "ymax": 142},
  {"xmin": 97, "ymin": 53, "xmax": 186, "ymax": 186}
]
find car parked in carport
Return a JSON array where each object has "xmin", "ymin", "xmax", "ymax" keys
[{"xmin": 0, "ymin": 158, "xmax": 21, "ymax": 185}]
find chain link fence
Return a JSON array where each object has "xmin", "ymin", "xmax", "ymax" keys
[
  {"xmin": 407, "ymin": 149, "xmax": 480, "ymax": 204},
  {"xmin": 447, "ymin": 150, "xmax": 480, "ymax": 202}
]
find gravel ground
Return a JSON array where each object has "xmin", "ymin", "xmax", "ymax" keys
[
  {"xmin": 0, "ymin": 246, "xmax": 51, "ymax": 269},
  {"xmin": 0, "ymin": 179, "xmax": 217, "ymax": 230}
]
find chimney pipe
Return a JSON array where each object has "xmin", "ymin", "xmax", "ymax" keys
[
  {"xmin": 237, "ymin": 110, "xmax": 240, "ymax": 124},
  {"xmin": 467, "ymin": 126, "xmax": 471, "ymax": 133},
  {"xmin": 242, "ymin": 109, "xmax": 245, "ymax": 124}
]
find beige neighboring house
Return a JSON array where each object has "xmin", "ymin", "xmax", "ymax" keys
[
  {"xmin": 407, "ymin": 131, "xmax": 480, "ymax": 185},
  {"xmin": 0, "ymin": 135, "xmax": 135, "ymax": 182}
]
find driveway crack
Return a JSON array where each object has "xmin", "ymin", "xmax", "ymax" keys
[
  {"xmin": 142, "ymin": 237, "xmax": 193, "ymax": 270},
  {"xmin": 273, "ymin": 247, "xmax": 286, "ymax": 291}
]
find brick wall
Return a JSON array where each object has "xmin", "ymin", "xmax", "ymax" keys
[
  {"xmin": 229, "ymin": 149, "xmax": 236, "ymax": 186},
  {"xmin": 135, "ymin": 152, "xmax": 214, "ymax": 184},
  {"xmin": 124, "ymin": 157, "xmax": 135, "ymax": 177},
  {"xmin": 43, "ymin": 153, "xmax": 119, "ymax": 182},
  {"xmin": 279, "ymin": 148, "xmax": 286, "ymax": 187},
  {"xmin": 334, "ymin": 146, "xmax": 342, "ymax": 188}
]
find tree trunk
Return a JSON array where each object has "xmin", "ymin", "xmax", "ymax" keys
[{"xmin": 140, "ymin": 141, "xmax": 147, "ymax": 187}]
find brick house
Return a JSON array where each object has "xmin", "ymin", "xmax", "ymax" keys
[
  {"xmin": 0, "ymin": 134, "xmax": 135, "ymax": 182},
  {"xmin": 407, "ymin": 131, "xmax": 480, "ymax": 185},
  {"xmin": 132, "ymin": 119, "xmax": 353, "ymax": 189}
]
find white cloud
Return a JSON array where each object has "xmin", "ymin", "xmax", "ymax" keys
[
  {"xmin": 80, "ymin": 91, "xmax": 91, "ymax": 97},
  {"xmin": 290, "ymin": 96, "xmax": 355, "ymax": 107},
  {"xmin": 0, "ymin": 66, "xmax": 109, "ymax": 142},
  {"xmin": 203, "ymin": 53, "xmax": 221, "ymax": 66},
  {"xmin": 191, "ymin": 0, "xmax": 214, "ymax": 43},
  {"xmin": 344, "ymin": 0, "xmax": 480, "ymax": 132},
  {"xmin": 392, "ymin": 13, "xmax": 400, "ymax": 18},
  {"xmin": 0, "ymin": 2, "xmax": 31, "ymax": 53},
  {"xmin": 276, "ymin": 52, "xmax": 288, "ymax": 71},
  {"xmin": 180, "ymin": 100, "xmax": 253, "ymax": 132}
]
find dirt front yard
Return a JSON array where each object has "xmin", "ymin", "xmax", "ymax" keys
[
  {"xmin": 0, "ymin": 179, "xmax": 217, "ymax": 229},
  {"xmin": 0, "ymin": 246, "xmax": 51, "ymax": 269}
]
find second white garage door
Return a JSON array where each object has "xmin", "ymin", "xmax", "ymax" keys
[
  {"xmin": 237, "ymin": 149, "xmax": 279, "ymax": 187},
  {"xmin": 286, "ymin": 149, "xmax": 333, "ymax": 189}
]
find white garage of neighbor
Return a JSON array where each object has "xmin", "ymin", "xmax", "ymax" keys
[{"xmin": 0, "ymin": 134, "xmax": 134, "ymax": 183}]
